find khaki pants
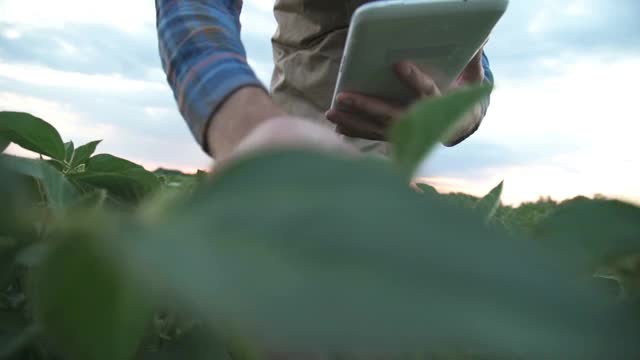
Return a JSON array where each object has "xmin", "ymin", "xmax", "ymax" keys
[{"xmin": 269, "ymin": 0, "xmax": 391, "ymax": 156}]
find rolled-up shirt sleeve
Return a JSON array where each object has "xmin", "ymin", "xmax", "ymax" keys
[{"xmin": 155, "ymin": 0, "xmax": 266, "ymax": 154}]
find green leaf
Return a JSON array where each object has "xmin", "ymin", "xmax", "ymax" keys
[
  {"xmin": 475, "ymin": 181, "xmax": 504, "ymax": 222},
  {"xmin": 1, "ymin": 155, "xmax": 78, "ymax": 209},
  {"xmin": 415, "ymin": 182, "xmax": 439, "ymax": 196},
  {"xmin": 71, "ymin": 154, "xmax": 160, "ymax": 203},
  {"xmin": 86, "ymin": 153, "xmax": 141, "ymax": 172},
  {"xmin": 125, "ymin": 150, "xmax": 640, "ymax": 358},
  {"xmin": 0, "ymin": 112, "xmax": 65, "ymax": 161},
  {"xmin": 390, "ymin": 85, "xmax": 493, "ymax": 178},
  {"xmin": 64, "ymin": 141, "xmax": 74, "ymax": 163},
  {"xmin": 30, "ymin": 220, "xmax": 151, "ymax": 360},
  {"xmin": 533, "ymin": 198, "xmax": 640, "ymax": 273},
  {"xmin": 70, "ymin": 140, "xmax": 102, "ymax": 169}
]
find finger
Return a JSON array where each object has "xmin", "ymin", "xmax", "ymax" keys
[
  {"xmin": 326, "ymin": 109, "xmax": 386, "ymax": 141},
  {"xmin": 394, "ymin": 62, "xmax": 441, "ymax": 98},
  {"xmin": 336, "ymin": 92, "xmax": 403, "ymax": 123}
]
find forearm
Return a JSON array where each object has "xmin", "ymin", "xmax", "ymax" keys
[
  {"xmin": 207, "ymin": 87, "xmax": 286, "ymax": 160},
  {"xmin": 155, "ymin": 0, "xmax": 265, "ymax": 157}
]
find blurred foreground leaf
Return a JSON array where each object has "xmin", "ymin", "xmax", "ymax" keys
[
  {"xmin": 0, "ymin": 137, "xmax": 8, "ymax": 153},
  {"xmin": 533, "ymin": 199, "xmax": 640, "ymax": 272},
  {"xmin": 30, "ymin": 219, "xmax": 151, "ymax": 360},
  {"xmin": 390, "ymin": 85, "xmax": 492, "ymax": 178},
  {"xmin": 475, "ymin": 181, "xmax": 504, "ymax": 222},
  {"xmin": 124, "ymin": 150, "xmax": 640, "ymax": 359}
]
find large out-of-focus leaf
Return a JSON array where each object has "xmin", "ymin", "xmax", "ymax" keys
[
  {"xmin": 124, "ymin": 150, "xmax": 640, "ymax": 359},
  {"xmin": 0, "ymin": 236, "xmax": 20, "ymax": 290},
  {"xmin": 475, "ymin": 181, "xmax": 504, "ymax": 222},
  {"xmin": 72, "ymin": 154, "xmax": 160, "ymax": 203},
  {"xmin": 1, "ymin": 155, "xmax": 78, "ymax": 210},
  {"xmin": 30, "ymin": 219, "xmax": 150, "ymax": 360},
  {"xmin": 141, "ymin": 325, "xmax": 234, "ymax": 360},
  {"xmin": 533, "ymin": 198, "xmax": 640, "ymax": 272},
  {"xmin": 70, "ymin": 140, "xmax": 102, "ymax": 169},
  {"xmin": 0, "ymin": 112, "xmax": 65, "ymax": 161},
  {"xmin": 390, "ymin": 85, "xmax": 492, "ymax": 178}
]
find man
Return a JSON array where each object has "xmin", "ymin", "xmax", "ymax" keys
[{"xmin": 155, "ymin": 0, "xmax": 493, "ymax": 162}]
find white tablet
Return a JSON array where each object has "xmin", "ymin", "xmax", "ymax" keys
[{"xmin": 332, "ymin": 0, "xmax": 509, "ymax": 107}]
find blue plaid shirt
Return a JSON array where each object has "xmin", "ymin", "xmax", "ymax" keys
[{"xmin": 155, "ymin": 0, "xmax": 493, "ymax": 153}]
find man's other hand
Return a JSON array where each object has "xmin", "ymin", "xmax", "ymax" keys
[{"xmin": 326, "ymin": 48, "xmax": 486, "ymax": 146}]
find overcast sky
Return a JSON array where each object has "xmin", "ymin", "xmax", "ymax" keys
[{"xmin": 1, "ymin": 0, "xmax": 639, "ymax": 205}]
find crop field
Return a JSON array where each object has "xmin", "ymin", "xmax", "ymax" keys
[{"xmin": 1, "ymin": 85, "xmax": 639, "ymax": 359}]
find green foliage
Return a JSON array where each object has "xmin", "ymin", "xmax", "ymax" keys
[
  {"xmin": 533, "ymin": 199, "xmax": 640, "ymax": 275},
  {"xmin": 1, "ymin": 93, "xmax": 640, "ymax": 360},
  {"xmin": 63, "ymin": 141, "xmax": 74, "ymax": 163},
  {"xmin": 0, "ymin": 112, "xmax": 66, "ymax": 161},
  {"xmin": 30, "ymin": 218, "xmax": 151, "ymax": 360},
  {"xmin": 475, "ymin": 181, "xmax": 504, "ymax": 222},
  {"xmin": 2, "ymin": 154, "xmax": 78, "ymax": 210},
  {"xmin": 70, "ymin": 140, "xmax": 101, "ymax": 170},
  {"xmin": 71, "ymin": 154, "xmax": 160, "ymax": 203},
  {"xmin": 391, "ymin": 84, "xmax": 493, "ymax": 178},
  {"xmin": 123, "ymin": 150, "xmax": 640, "ymax": 358}
]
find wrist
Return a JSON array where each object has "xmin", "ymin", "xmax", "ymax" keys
[{"xmin": 207, "ymin": 86, "xmax": 286, "ymax": 160}]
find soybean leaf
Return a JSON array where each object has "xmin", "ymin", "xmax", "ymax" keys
[
  {"xmin": 46, "ymin": 159, "xmax": 64, "ymax": 172},
  {"xmin": 72, "ymin": 154, "xmax": 160, "ymax": 203},
  {"xmin": 1, "ymin": 155, "xmax": 78, "ymax": 210},
  {"xmin": 0, "ymin": 112, "xmax": 65, "ymax": 161},
  {"xmin": 475, "ymin": 181, "xmax": 504, "ymax": 222},
  {"xmin": 416, "ymin": 182, "xmax": 439, "ymax": 196},
  {"xmin": 86, "ymin": 153, "xmax": 141, "ymax": 172},
  {"xmin": 125, "ymin": 150, "xmax": 640, "ymax": 359},
  {"xmin": 390, "ymin": 85, "xmax": 492, "ymax": 178},
  {"xmin": 533, "ymin": 198, "xmax": 640, "ymax": 273},
  {"xmin": 70, "ymin": 140, "xmax": 101, "ymax": 169},
  {"xmin": 30, "ymin": 220, "xmax": 151, "ymax": 360},
  {"xmin": 64, "ymin": 141, "xmax": 74, "ymax": 163}
]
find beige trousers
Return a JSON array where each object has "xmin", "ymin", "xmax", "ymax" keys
[{"xmin": 269, "ymin": 0, "xmax": 391, "ymax": 156}]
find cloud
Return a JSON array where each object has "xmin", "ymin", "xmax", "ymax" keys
[{"xmin": 0, "ymin": 0, "xmax": 154, "ymax": 33}]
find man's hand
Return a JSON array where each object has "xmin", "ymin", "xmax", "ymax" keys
[
  {"xmin": 326, "ymin": 49, "xmax": 486, "ymax": 146},
  {"xmin": 207, "ymin": 87, "xmax": 357, "ymax": 168}
]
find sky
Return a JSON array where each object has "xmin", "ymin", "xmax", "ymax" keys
[{"xmin": 0, "ymin": 0, "xmax": 639, "ymax": 205}]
